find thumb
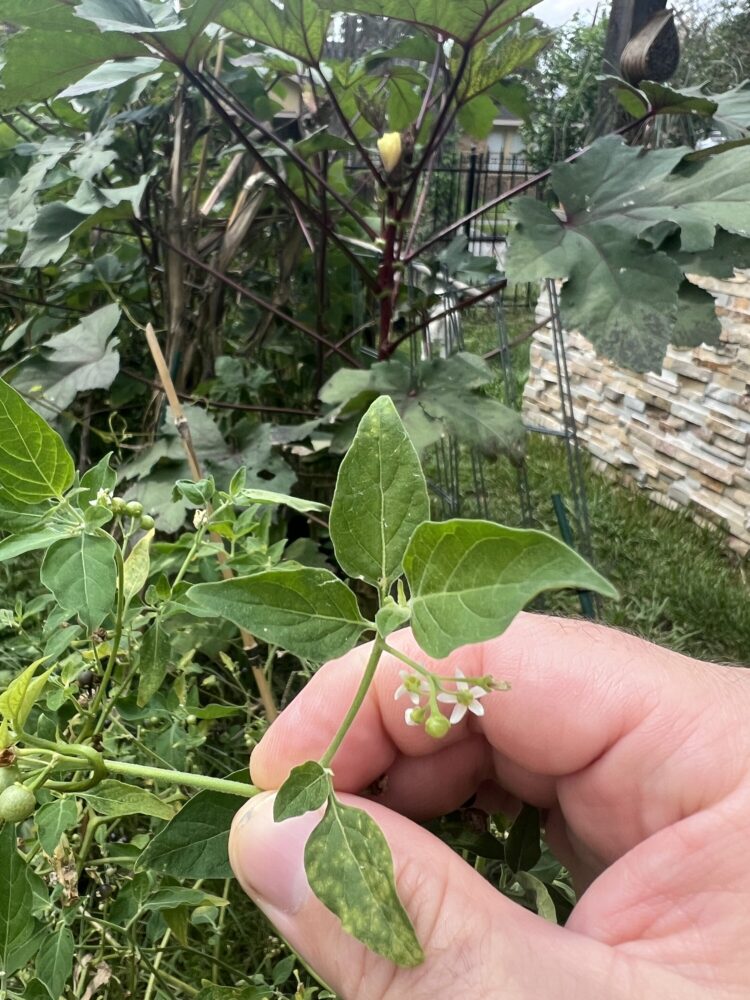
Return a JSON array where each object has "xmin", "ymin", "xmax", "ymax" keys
[{"xmin": 229, "ymin": 793, "xmax": 614, "ymax": 1000}]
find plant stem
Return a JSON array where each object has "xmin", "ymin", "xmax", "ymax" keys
[
  {"xmin": 320, "ymin": 637, "xmax": 384, "ymax": 769},
  {"xmin": 104, "ymin": 759, "xmax": 259, "ymax": 798},
  {"xmin": 85, "ymin": 547, "xmax": 126, "ymax": 738}
]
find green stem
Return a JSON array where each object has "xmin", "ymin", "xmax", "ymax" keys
[
  {"xmin": 104, "ymin": 759, "xmax": 259, "ymax": 797},
  {"xmin": 85, "ymin": 546, "xmax": 127, "ymax": 738},
  {"xmin": 320, "ymin": 636, "xmax": 384, "ymax": 769}
]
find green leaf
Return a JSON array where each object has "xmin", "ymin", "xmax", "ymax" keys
[
  {"xmin": 0, "ymin": 378, "xmax": 74, "ymax": 503},
  {"xmin": 0, "ymin": 27, "xmax": 144, "ymax": 110},
  {"xmin": 321, "ymin": 353, "xmax": 524, "ymax": 457},
  {"xmin": 137, "ymin": 617, "xmax": 172, "ymax": 708},
  {"xmin": 514, "ymin": 871, "xmax": 557, "ymax": 922},
  {"xmin": 457, "ymin": 95, "xmax": 497, "ymax": 140},
  {"xmin": 40, "ymin": 533, "xmax": 118, "ymax": 633},
  {"xmin": 123, "ymin": 529, "xmax": 154, "ymax": 605},
  {"xmin": 0, "ymin": 493, "xmax": 51, "ymax": 533},
  {"xmin": 233, "ymin": 488, "xmax": 329, "ymax": 513},
  {"xmin": 671, "ymin": 281, "xmax": 721, "ymax": 348},
  {"xmin": 140, "ymin": 887, "xmax": 228, "ymax": 913},
  {"xmin": 58, "ymin": 55, "xmax": 164, "ymax": 97},
  {"xmin": 329, "ymin": 396, "xmax": 429, "ymax": 590},
  {"xmin": 75, "ymin": 0, "xmax": 182, "ymax": 33},
  {"xmin": 80, "ymin": 779, "xmax": 174, "ymax": 821},
  {"xmin": 375, "ymin": 599, "xmax": 411, "ymax": 638},
  {"xmin": 195, "ymin": 985, "xmax": 271, "ymax": 1000},
  {"xmin": 78, "ymin": 453, "xmax": 118, "ymax": 507},
  {"xmin": 274, "ymin": 762, "xmax": 330, "ymax": 822},
  {"xmin": 217, "ymin": 0, "xmax": 330, "ymax": 63},
  {"xmin": 0, "ymin": 658, "xmax": 54, "ymax": 731},
  {"xmin": 35, "ymin": 924, "xmax": 74, "ymax": 999},
  {"xmin": 23, "ymin": 980, "xmax": 53, "ymax": 1000},
  {"xmin": 35, "ymin": 798, "xmax": 78, "ymax": 855},
  {"xmin": 0, "ymin": 526, "xmax": 69, "ymax": 564},
  {"xmin": 135, "ymin": 788, "xmax": 243, "ymax": 878},
  {"xmin": 20, "ymin": 203, "xmax": 92, "ymax": 268},
  {"xmin": 316, "ymin": 0, "xmax": 539, "ymax": 45},
  {"xmin": 188, "ymin": 568, "xmax": 369, "ymax": 662},
  {"xmin": 0, "ymin": 823, "xmax": 38, "ymax": 979},
  {"xmin": 505, "ymin": 803, "xmax": 541, "ymax": 872},
  {"xmin": 403, "ymin": 519, "xmax": 618, "ymax": 658},
  {"xmin": 305, "ymin": 798, "xmax": 423, "ymax": 967},
  {"xmin": 29, "ymin": 305, "xmax": 122, "ymax": 414}
]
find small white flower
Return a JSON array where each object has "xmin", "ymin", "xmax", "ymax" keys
[
  {"xmin": 437, "ymin": 669, "xmax": 490, "ymax": 725},
  {"xmin": 192, "ymin": 509, "xmax": 208, "ymax": 528},
  {"xmin": 89, "ymin": 487, "xmax": 113, "ymax": 508},
  {"xmin": 393, "ymin": 670, "xmax": 428, "ymax": 705}
]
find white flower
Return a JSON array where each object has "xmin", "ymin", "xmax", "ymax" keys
[
  {"xmin": 394, "ymin": 670, "xmax": 428, "ymax": 705},
  {"xmin": 437, "ymin": 669, "xmax": 489, "ymax": 725},
  {"xmin": 89, "ymin": 487, "xmax": 113, "ymax": 508},
  {"xmin": 404, "ymin": 706, "xmax": 426, "ymax": 727},
  {"xmin": 192, "ymin": 509, "xmax": 208, "ymax": 528},
  {"xmin": 405, "ymin": 707, "xmax": 420, "ymax": 726}
]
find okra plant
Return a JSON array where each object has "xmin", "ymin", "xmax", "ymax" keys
[{"xmin": 0, "ymin": 377, "xmax": 616, "ymax": 993}]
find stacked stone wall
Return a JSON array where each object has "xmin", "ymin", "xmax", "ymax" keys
[{"xmin": 522, "ymin": 273, "xmax": 750, "ymax": 554}]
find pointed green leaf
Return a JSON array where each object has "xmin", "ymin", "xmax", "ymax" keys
[
  {"xmin": 505, "ymin": 804, "xmax": 541, "ymax": 873},
  {"xmin": 404, "ymin": 519, "xmax": 618, "ymax": 658},
  {"xmin": 78, "ymin": 453, "xmax": 118, "ymax": 507},
  {"xmin": 35, "ymin": 924, "xmax": 74, "ymax": 999},
  {"xmin": 0, "ymin": 823, "xmax": 38, "ymax": 979},
  {"xmin": 34, "ymin": 798, "xmax": 78, "ymax": 856},
  {"xmin": 188, "ymin": 568, "xmax": 368, "ymax": 662},
  {"xmin": 233, "ymin": 488, "xmax": 329, "ymax": 513},
  {"xmin": 75, "ymin": 0, "xmax": 182, "ymax": 33},
  {"xmin": 0, "ymin": 379, "xmax": 74, "ymax": 503},
  {"xmin": 0, "ymin": 659, "xmax": 54, "ymax": 731},
  {"xmin": 80, "ymin": 779, "xmax": 174, "ymax": 821},
  {"xmin": 274, "ymin": 762, "xmax": 330, "ymax": 822},
  {"xmin": 305, "ymin": 798, "xmax": 423, "ymax": 967},
  {"xmin": 40, "ymin": 534, "xmax": 118, "ymax": 633},
  {"xmin": 137, "ymin": 617, "xmax": 172, "ymax": 708},
  {"xmin": 135, "ymin": 788, "xmax": 242, "ymax": 878},
  {"xmin": 330, "ymin": 396, "xmax": 429, "ymax": 590},
  {"xmin": 123, "ymin": 529, "xmax": 154, "ymax": 605},
  {"xmin": 0, "ymin": 526, "xmax": 69, "ymax": 564}
]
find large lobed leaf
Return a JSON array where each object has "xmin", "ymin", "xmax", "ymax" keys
[
  {"xmin": 404, "ymin": 519, "xmax": 617, "ymax": 657},
  {"xmin": 329, "ymin": 395, "xmax": 429, "ymax": 590},
  {"xmin": 217, "ymin": 0, "xmax": 331, "ymax": 63},
  {"xmin": 507, "ymin": 136, "xmax": 750, "ymax": 370}
]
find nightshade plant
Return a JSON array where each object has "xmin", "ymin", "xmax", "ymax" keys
[{"xmin": 0, "ymin": 378, "xmax": 616, "ymax": 987}]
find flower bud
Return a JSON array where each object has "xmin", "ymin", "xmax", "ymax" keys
[
  {"xmin": 377, "ymin": 131, "xmax": 402, "ymax": 174},
  {"xmin": 425, "ymin": 713, "xmax": 451, "ymax": 739}
]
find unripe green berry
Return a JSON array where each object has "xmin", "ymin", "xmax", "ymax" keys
[
  {"xmin": 140, "ymin": 514, "xmax": 155, "ymax": 530},
  {"xmin": 0, "ymin": 764, "xmax": 21, "ymax": 793},
  {"xmin": 425, "ymin": 713, "xmax": 451, "ymax": 739},
  {"xmin": 0, "ymin": 782, "xmax": 36, "ymax": 822},
  {"xmin": 124, "ymin": 501, "xmax": 144, "ymax": 518},
  {"xmin": 110, "ymin": 497, "xmax": 127, "ymax": 515}
]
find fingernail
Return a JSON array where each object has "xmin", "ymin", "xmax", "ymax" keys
[{"xmin": 229, "ymin": 793, "xmax": 319, "ymax": 915}]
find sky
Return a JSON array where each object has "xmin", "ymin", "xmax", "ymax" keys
[{"xmin": 534, "ymin": 0, "xmax": 601, "ymax": 26}]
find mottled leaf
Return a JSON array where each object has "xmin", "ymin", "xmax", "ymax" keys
[{"xmin": 305, "ymin": 799, "xmax": 423, "ymax": 967}]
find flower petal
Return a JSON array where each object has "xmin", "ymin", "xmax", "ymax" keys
[
  {"xmin": 449, "ymin": 702, "xmax": 468, "ymax": 725},
  {"xmin": 437, "ymin": 692, "xmax": 457, "ymax": 704},
  {"xmin": 468, "ymin": 701, "xmax": 485, "ymax": 717}
]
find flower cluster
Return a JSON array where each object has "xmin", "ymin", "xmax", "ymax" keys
[
  {"xmin": 394, "ymin": 667, "xmax": 509, "ymax": 738},
  {"xmin": 89, "ymin": 488, "xmax": 113, "ymax": 508}
]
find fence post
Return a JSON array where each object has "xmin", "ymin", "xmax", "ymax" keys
[{"xmin": 463, "ymin": 144, "xmax": 478, "ymax": 240}]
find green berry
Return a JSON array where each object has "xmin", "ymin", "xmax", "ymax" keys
[
  {"xmin": 110, "ymin": 497, "xmax": 127, "ymax": 515},
  {"xmin": 425, "ymin": 713, "xmax": 451, "ymax": 739},
  {"xmin": 0, "ymin": 764, "xmax": 21, "ymax": 793},
  {"xmin": 140, "ymin": 514, "xmax": 155, "ymax": 530},
  {"xmin": 0, "ymin": 782, "xmax": 36, "ymax": 822},
  {"xmin": 124, "ymin": 501, "xmax": 144, "ymax": 518}
]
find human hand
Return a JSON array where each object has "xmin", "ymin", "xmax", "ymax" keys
[{"xmin": 229, "ymin": 614, "xmax": 750, "ymax": 999}]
